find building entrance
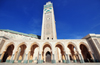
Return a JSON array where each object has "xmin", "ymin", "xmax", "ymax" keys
[{"xmin": 46, "ymin": 51, "xmax": 51, "ymax": 62}]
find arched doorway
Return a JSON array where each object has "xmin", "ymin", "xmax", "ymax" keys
[
  {"xmin": 55, "ymin": 43, "xmax": 65, "ymax": 63},
  {"xmin": 42, "ymin": 43, "xmax": 52, "ymax": 63},
  {"xmin": 80, "ymin": 44, "xmax": 92, "ymax": 62},
  {"xmin": 2, "ymin": 44, "xmax": 14, "ymax": 62},
  {"xmin": 29, "ymin": 44, "xmax": 39, "ymax": 63},
  {"xmin": 68, "ymin": 44, "xmax": 79, "ymax": 63},
  {"xmin": 46, "ymin": 51, "xmax": 51, "ymax": 62}
]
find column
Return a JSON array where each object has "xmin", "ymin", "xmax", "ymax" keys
[
  {"xmin": 29, "ymin": 52, "xmax": 33, "ymax": 63},
  {"xmin": 10, "ymin": 46, "xmax": 18, "ymax": 63},
  {"xmin": 65, "ymin": 48, "xmax": 70, "ymax": 63},
  {"xmin": 65, "ymin": 54, "xmax": 70, "ymax": 63},
  {"xmin": 37, "ymin": 47, "xmax": 42, "ymax": 64},
  {"xmin": 51, "ymin": 48, "xmax": 56, "ymax": 63},
  {"xmin": 23, "ymin": 50, "xmax": 30, "ymax": 63},
  {"xmin": 51, "ymin": 45, "xmax": 56, "ymax": 63},
  {"xmin": 44, "ymin": 52, "xmax": 45, "ymax": 63},
  {"xmin": 77, "ymin": 46, "xmax": 85, "ymax": 63},
  {"xmin": 10, "ymin": 54, "xmax": 15, "ymax": 63},
  {"xmin": 22, "ymin": 50, "xmax": 25, "ymax": 61},
  {"xmin": 41, "ymin": 53, "xmax": 43, "ymax": 63},
  {"xmin": 78, "ymin": 53, "xmax": 84, "ymax": 63},
  {"xmin": 62, "ymin": 54, "xmax": 66, "ymax": 63},
  {"xmin": 51, "ymin": 54, "xmax": 56, "ymax": 63},
  {"xmin": 37, "ymin": 54, "xmax": 42, "ymax": 63},
  {"xmin": 23, "ymin": 54, "xmax": 28, "ymax": 63},
  {"xmin": 89, "ymin": 51, "xmax": 95, "ymax": 62},
  {"xmin": 73, "ymin": 55, "xmax": 77, "ymax": 63},
  {"xmin": 14, "ymin": 48, "xmax": 21, "ymax": 62},
  {"xmin": 0, "ymin": 52, "xmax": 5, "ymax": 62},
  {"xmin": 0, "ymin": 53, "xmax": 1, "ymax": 62},
  {"xmin": 17, "ymin": 48, "xmax": 22, "ymax": 63}
]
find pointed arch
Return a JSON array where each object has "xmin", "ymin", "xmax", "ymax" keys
[
  {"xmin": 55, "ymin": 42, "xmax": 66, "ymax": 63},
  {"xmin": 30, "ymin": 42, "xmax": 39, "ymax": 50},
  {"xmin": 79, "ymin": 42, "xmax": 90, "ymax": 51},
  {"xmin": 67, "ymin": 42, "xmax": 79, "ymax": 63},
  {"xmin": 67, "ymin": 42, "xmax": 78, "ymax": 51},
  {"xmin": 42, "ymin": 42, "xmax": 52, "ymax": 63},
  {"xmin": 80, "ymin": 43, "xmax": 93, "ymax": 62},
  {"xmin": 42, "ymin": 42, "xmax": 52, "ymax": 50},
  {"xmin": 55, "ymin": 42, "xmax": 65, "ymax": 51},
  {"xmin": 29, "ymin": 42, "xmax": 39, "ymax": 63},
  {"xmin": 4, "ymin": 42, "xmax": 15, "ymax": 51},
  {"xmin": 1, "ymin": 44, "xmax": 14, "ymax": 62},
  {"xmin": 17, "ymin": 42, "xmax": 27, "ymax": 51}
]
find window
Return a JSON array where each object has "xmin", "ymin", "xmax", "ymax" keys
[{"xmin": 47, "ymin": 37, "xmax": 49, "ymax": 40}]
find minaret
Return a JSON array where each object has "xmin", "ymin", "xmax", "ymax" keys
[{"xmin": 41, "ymin": 2, "xmax": 57, "ymax": 40}]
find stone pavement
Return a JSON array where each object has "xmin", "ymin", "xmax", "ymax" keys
[{"xmin": 0, "ymin": 63, "xmax": 100, "ymax": 65}]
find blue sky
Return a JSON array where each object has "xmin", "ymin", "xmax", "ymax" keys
[{"xmin": 0, "ymin": 0, "xmax": 100, "ymax": 39}]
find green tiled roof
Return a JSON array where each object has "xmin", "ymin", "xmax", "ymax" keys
[{"xmin": 0, "ymin": 29, "xmax": 41, "ymax": 39}]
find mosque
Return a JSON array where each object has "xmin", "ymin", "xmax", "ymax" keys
[{"xmin": 0, "ymin": 1, "xmax": 100, "ymax": 63}]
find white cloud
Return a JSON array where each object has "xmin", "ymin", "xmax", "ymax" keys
[
  {"xmin": 75, "ymin": 36, "xmax": 83, "ymax": 39},
  {"xmin": 91, "ymin": 23, "xmax": 100, "ymax": 30}
]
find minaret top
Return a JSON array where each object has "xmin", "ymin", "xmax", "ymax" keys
[
  {"xmin": 44, "ymin": 1, "xmax": 52, "ymax": 8},
  {"xmin": 46, "ymin": 1, "xmax": 52, "ymax": 5}
]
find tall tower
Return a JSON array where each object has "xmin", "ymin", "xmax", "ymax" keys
[{"xmin": 41, "ymin": 2, "xmax": 57, "ymax": 40}]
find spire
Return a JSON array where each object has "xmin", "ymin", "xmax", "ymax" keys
[
  {"xmin": 46, "ymin": 1, "xmax": 52, "ymax": 5},
  {"xmin": 41, "ymin": 2, "xmax": 57, "ymax": 40}
]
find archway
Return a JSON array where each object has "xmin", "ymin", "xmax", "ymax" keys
[
  {"xmin": 68, "ymin": 44, "xmax": 79, "ymax": 63},
  {"xmin": 2, "ymin": 44, "xmax": 14, "ymax": 62},
  {"xmin": 16, "ymin": 44, "xmax": 26, "ymax": 63},
  {"xmin": 46, "ymin": 51, "xmax": 51, "ymax": 62},
  {"xmin": 55, "ymin": 43, "xmax": 65, "ymax": 63},
  {"xmin": 42, "ymin": 43, "xmax": 52, "ymax": 63},
  {"xmin": 29, "ymin": 44, "xmax": 39, "ymax": 63},
  {"xmin": 80, "ymin": 44, "xmax": 92, "ymax": 62}
]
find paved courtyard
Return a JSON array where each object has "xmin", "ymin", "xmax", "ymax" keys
[{"xmin": 0, "ymin": 63, "xmax": 100, "ymax": 65}]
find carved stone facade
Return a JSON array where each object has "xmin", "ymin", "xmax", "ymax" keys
[{"xmin": 0, "ymin": 1, "xmax": 100, "ymax": 64}]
